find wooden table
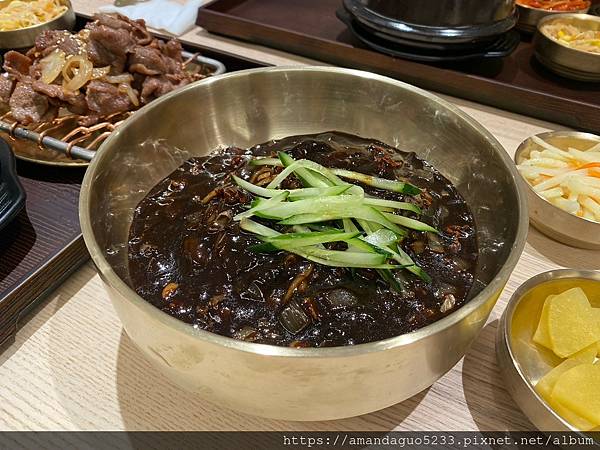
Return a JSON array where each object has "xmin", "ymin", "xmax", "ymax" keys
[{"xmin": 2, "ymin": 0, "xmax": 600, "ymax": 432}]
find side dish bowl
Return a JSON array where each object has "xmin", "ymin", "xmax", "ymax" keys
[
  {"xmin": 514, "ymin": 131, "xmax": 600, "ymax": 249},
  {"xmin": 534, "ymin": 13, "xmax": 600, "ymax": 81},
  {"xmin": 496, "ymin": 269, "xmax": 600, "ymax": 432},
  {"xmin": 517, "ymin": 2, "xmax": 590, "ymax": 33},
  {"xmin": 0, "ymin": 0, "xmax": 75, "ymax": 50},
  {"xmin": 80, "ymin": 67, "xmax": 528, "ymax": 421}
]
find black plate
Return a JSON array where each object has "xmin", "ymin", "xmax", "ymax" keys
[
  {"xmin": 0, "ymin": 138, "xmax": 26, "ymax": 231},
  {"xmin": 338, "ymin": 9, "xmax": 520, "ymax": 62}
]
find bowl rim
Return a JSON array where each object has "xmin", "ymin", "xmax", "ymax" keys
[
  {"xmin": 0, "ymin": 0, "xmax": 74, "ymax": 34},
  {"xmin": 80, "ymin": 65, "xmax": 529, "ymax": 358},
  {"xmin": 514, "ymin": 130, "xmax": 600, "ymax": 228},
  {"xmin": 500, "ymin": 268, "xmax": 600, "ymax": 432},
  {"xmin": 537, "ymin": 13, "xmax": 600, "ymax": 57},
  {"xmin": 516, "ymin": 1, "xmax": 590, "ymax": 14}
]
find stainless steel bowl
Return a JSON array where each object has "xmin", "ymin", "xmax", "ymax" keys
[
  {"xmin": 497, "ymin": 269, "xmax": 600, "ymax": 431},
  {"xmin": 0, "ymin": 0, "xmax": 75, "ymax": 50},
  {"xmin": 80, "ymin": 67, "xmax": 528, "ymax": 421},
  {"xmin": 514, "ymin": 131, "xmax": 600, "ymax": 249},
  {"xmin": 533, "ymin": 13, "xmax": 600, "ymax": 82},
  {"xmin": 517, "ymin": 3, "xmax": 589, "ymax": 34}
]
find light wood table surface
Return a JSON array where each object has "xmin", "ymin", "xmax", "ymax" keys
[{"xmin": 2, "ymin": 0, "xmax": 600, "ymax": 432}]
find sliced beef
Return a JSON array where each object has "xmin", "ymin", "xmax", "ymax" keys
[
  {"xmin": 9, "ymin": 82, "xmax": 55, "ymax": 124},
  {"xmin": 33, "ymin": 30, "xmax": 82, "ymax": 57},
  {"xmin": 85, "ymin": 80, "xmax": 132, "ymax": 116},
  {"xmin": 31, "ymin": 80, "xmax": 89, "ymax": 115},
  {"xmin": 128, "ymin": 46, "xmax": 167, "ymax": 75},
  {"xmin": 0, "ymin": 75, "xmax": 15, "ymax": 105},
  {"xmin": 92, "ymin": 13, "xmax": 152, "ymax": 45},
  {"xmin": 3, "ymin": 51, "xmax": 32, "ymax": 79},
  {"xmin": 160, "ymin": 40, "xmax": 184, "ymax": 62},
  {"xmin": 86, "ymin": 24, "xmax": 135, "ymax": 73},
  {"xmin": 140, "ymin": 76, "xmax": 178, "ymax": 104}
]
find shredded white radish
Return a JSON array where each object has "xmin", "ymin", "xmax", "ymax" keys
[{"xmin": 517, "ymin": 135, "xmax": 600, "ymax": 223}]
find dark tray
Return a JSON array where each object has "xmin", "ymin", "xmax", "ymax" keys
[
  {"xmin": 197, "ymin": 0, "xmax": 600, "ymax": 133},
  {"xmin": 0, "ymin": 14, "xmax": 266, "ymax": 351}
]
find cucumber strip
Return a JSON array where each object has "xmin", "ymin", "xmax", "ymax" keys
[
  {"xmin": 249, "ymin": 156, "xmax": 419, "ymax": 195},
  {"xmin": 261, "ymin": 231, "xmax": 360, "ymax": 249},
  {"xmin": 249, "ymin": 157, "xmax": 283, "ymax": 167},
  {"xmin": 280, "ymin": 245, "xmax": 397, "ymax": 268},
  {"xmin": 239, "ymin": 218, "xmax": 280, "ymax": 237},
  {"xmin": 253, "ymin": 195, "xmax": 363, "ymax": 220},
  {"xmin": 248, "ymin": 242, "xmax": 279, "ymax": 253},
  {"xmin": 377, "ymin": 269, "xmax": 404, "ymax": 293},
  {"xmin": 278, "ymin": 205, "xmax": 406, "ymax": 235},
  {"xmin": 232, "ymin": 175, "xmax": 276, "ymax": 198},
  {"xmin": 330, "ymin": 168, "xmax": 420, "ymax": 195},
  {"xmin": 234, "ymin": 175, "xmax": 351, "ymax": 200},
  {"xmin": 362, "ymin": 229, "xmax": 399, "ymax": 247},
  {"xmin": 234, "ymin": 191, "xmax": 289, "ymax": 221},
  {"xmin": 275, "ymin": 152, "xmax": 332, "ymax": 188},
  {"xmin": 342, "ymin": 218, "xmax": 359, "ymax": 233},
  {"xmin": 363, "ymin": 198, "xmax": 422, "ymax": 214},
  {"xmin": 268, "ymin": 154, "xmax": 345, "ymax": 189},
  {"xmin": 394, "ymin": 244, "xmax": 432, "ymax": 283},
  {"xmin": 382, "ymin": 213, "xmax": 438, "ymax": 233},
  {"xmin": 289, "ymin": 185, "xmax": 351, "ymax": 200}
]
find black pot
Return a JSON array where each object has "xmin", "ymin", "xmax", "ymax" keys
[{"xmin": 343, "ymin": 0, "xmax": 518, "ymax": 43}]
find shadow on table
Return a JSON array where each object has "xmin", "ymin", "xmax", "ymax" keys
[
  {"xmin": 113, "ymin": 331, "xmax": 427, "ymax": 432},
  {"xmin": 526, "ymin": 227, "xmax": 600, "ymax": 270},
  {"xmin": 462, "ymin": 320, "xmax": 533, "ymax": 434}
]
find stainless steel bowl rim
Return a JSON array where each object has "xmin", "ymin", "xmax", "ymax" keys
[
  {"xmin": 501, "ymin": 268, "xmax": 600, "ymax": 432},
  {"xmin": 0, "ymin": 4, "xmax": 72, "ymax": 32},
  {"xmin": 517, "ymin": 2, "xmax": 589, "ymax": 13},
  {"xmin": 537, "ymin": 13, "xmax": 600, "ymax": 57},
  {"xmin": 514, "ymin": 130, "xmax": 600, "ymax": 227},
  {"xmin": 81, "ymin": 66, "xmax": 528, "ymax": 358}
]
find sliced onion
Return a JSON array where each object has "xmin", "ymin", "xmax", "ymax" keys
[
  {"xmin": 118, "ymin": 83, "xmax": 139, "ymax": 107},
  {"xmin": 91, "ymin": 66, "xmax": 111, "ymax": 80},
  {"xmin": 104, "ymin": 74, "xmax": 133, "ymax": 84},
  {"xmin": 62, "ymin": 55, "xmax": 93, "ymax": 92},
  {"xmin": 40, "ymin": 49, "xmax": 66, "ymax": 84}
]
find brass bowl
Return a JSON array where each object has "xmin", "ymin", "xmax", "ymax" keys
[
  {"xmin": 496, "ymin": 269, "xmax": 600, "ymax": 431},
  {"xmin": 517, "ymin": 3, "xmax": 589, "ymax": 33},
  {"xmin": 514, "ymin": 131, "xmax": 600, "ymax": 249},
  {"xmin": 0, "ymin": 0, "xmax": 75, "ymax": 50},
  {"xmin": 79, "ymin": 67, "xmax": 528, "ymax": 421},
  {"xmin": 534, "ymin": 13, "xmax": 600, "ymax": 81}
]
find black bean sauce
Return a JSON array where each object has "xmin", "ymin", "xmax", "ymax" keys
[{"xmin": 128, "ymin": 132, "xmax": 478, "ymax": 347}]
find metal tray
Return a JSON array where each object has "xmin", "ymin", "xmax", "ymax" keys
[{"xmin": 0, "ymin": 14, "xmax": 266, "ymax": 352}]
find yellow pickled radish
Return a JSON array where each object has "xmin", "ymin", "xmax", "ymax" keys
[
  {"xmin": 547, "ymin": 288, "xmax": 599, "ymax": 357},
  {"xmin": 548, "ymin": 398, "xmax": 597, "ymax": 431},
  {"xmin": 552, "ymin": 364, "xmax": 600, "ymax": 425},
  {"xmin": 533, "ymin": 295, "xmax": 554, "ymax": 350}
]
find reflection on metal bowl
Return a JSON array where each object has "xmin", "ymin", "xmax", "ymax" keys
[
  {"xmin": 80, "ymin": 67, "xmax": 527, "ymax": 421},
  {"xmin": 0, "ymin": 0, "xmax": 75, "ymax": 50}
]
